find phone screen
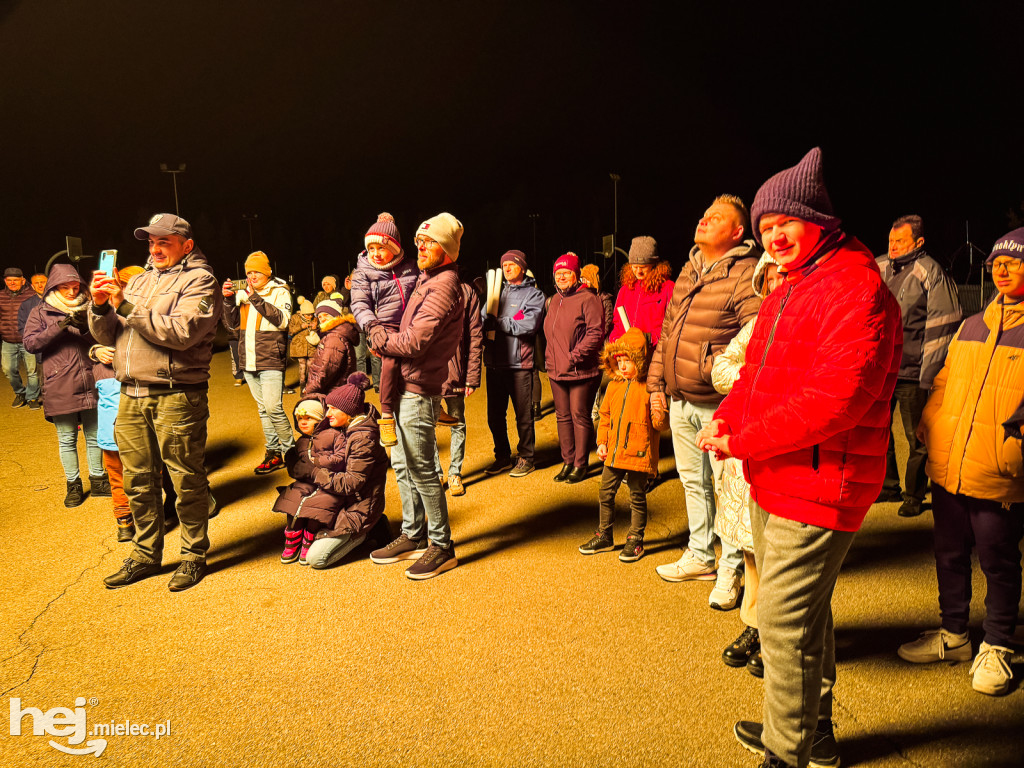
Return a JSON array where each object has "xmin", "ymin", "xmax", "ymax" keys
[{"xmin": 98, "ymin": 249, "xmax": 118, "ymax": 275}]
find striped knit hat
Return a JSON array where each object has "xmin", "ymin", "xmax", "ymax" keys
[
  {"xmin": 364, "ymin": 213, "xmax": 403, "ymax": 258},
  {"xmin": 315, "ymin": 299, "xmax": 343, "ymax": 317}
]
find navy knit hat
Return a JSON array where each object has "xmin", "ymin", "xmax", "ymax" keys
[
  {"xmin": 750, "ymin": 147, "xmax": 841, "ymax": 236},
  {"xmin": 325, "ymin": 372, "xmax": 373, "ymax": 416},
  {"xmin": 501, "ymin": 250, "xmax": 528, "ymax": 272},
  {"xmin": 987, "ymin": 227, "xmax": 1024, "ymax": 265}
]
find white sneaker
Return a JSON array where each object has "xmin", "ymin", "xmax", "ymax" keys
[
  {"xmin": 897, "ymin": 628, "xmax": 971, "ymax": 664},
  {"xmin": 655, "ymin": 549, "xmax": 716, "ymax": 582},
  {"xmin": 970, "ymin": 642, "xmax": 1014, "ymax": 695},
  {"xmin": 709, "ymin": 566, "xmax": 740, "ymax": 610}
]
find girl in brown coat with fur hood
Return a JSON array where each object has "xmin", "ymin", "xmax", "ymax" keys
[{"xmin": 579, "ymin": 327, "xmax": 659, "ymax": 563}]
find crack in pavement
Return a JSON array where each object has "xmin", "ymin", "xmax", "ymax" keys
[
  {"xmin": 834, "ymin": 695, "xmax": 925, "ymax": 767},
  {"xmin": 0, "ymin": 536, "xmax": 116, "ymax": 697}
]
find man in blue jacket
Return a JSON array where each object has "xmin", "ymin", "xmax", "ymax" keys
[{"xmin": 483, "ymin": 250, "xmax": 546, "ymax": 477}]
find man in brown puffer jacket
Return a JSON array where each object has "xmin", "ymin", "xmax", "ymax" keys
[{"xmin": 647, "ymin": 195, "xmax": 762, "ymax": 610}]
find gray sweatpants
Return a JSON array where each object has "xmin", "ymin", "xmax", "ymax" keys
[{"xmin": 750, "ymin": 500, "xmax": 855, "ymax": 768}]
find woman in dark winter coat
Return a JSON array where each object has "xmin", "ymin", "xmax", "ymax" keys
[
  {"xmin": 23, "ymin": 264, "xmax": 106, "ymax": 507},
  {"xmin": 543, "ymin": 252, "xmax": 605, "ymax": 484},
  {"xmin": 302, "ymin": 299, "xmax": 359, "ymax": 396}
]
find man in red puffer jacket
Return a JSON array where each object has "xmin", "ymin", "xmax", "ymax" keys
[{"xmin": 698, "ymin": 148, "xmax": 902, "ymax": 768}]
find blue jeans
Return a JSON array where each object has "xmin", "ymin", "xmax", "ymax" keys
[
  {"xmin": 669, "ymin": 398, "xmax": 742, "ymax": 571},
  {"xmin": 392, "ymin": 392, "xmax": 451, "ymax": 547},
  {"xmin": 52, "ymin": 409, "xmax": 102, "ymax": 481},
  {"xmin": 2, "ymin": 341, "xmax": 40, "ymax": 400},
  {"xmin": 306, "ymin": 533, "xmax": 366, "ymax": 569},
  {"xmin": 244, "ymin": 370, "xmax": 294, "ymax": 454},
  {"xmin": 433, "ymin": 395, "xmax": 467, "ymax": 477}
]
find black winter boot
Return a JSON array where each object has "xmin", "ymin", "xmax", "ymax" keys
[
  {"xmin": 64, "ymin": 479, "xmax": 85, "ymax": 508},
  {"xmin": 90, "ymin": 473, "xmax": 112, "ymax": 497}
]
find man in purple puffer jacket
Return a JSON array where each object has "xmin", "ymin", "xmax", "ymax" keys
[{"xmin": 366, "ymin": 212, "xmax": 466, "ymax": 580}]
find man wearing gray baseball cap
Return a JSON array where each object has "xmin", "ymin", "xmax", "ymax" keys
[{"xmin": 89, "ymin": 213, "xmax": 223, "ymax": 592}]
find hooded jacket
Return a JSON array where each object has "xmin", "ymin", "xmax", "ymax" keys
[
  {"xmin": 875, "ymin": 247, "xmax": 962, "ymax": 389},
  {"xmin": 23, "ymin": 264, "xmax": 97, "ymax": 418},
  {"xmin": 442, "ymin": 282, "xmax": 483, "ymax": 396},
  {"xmin": 373, "ymin": 262, "xmax": 465, "ymax": 397},
  {"xmin": 920, "ymin": 296, "xmax": 1024, "ymax": 502},
  {"xmin": 88, "ymin": 249, "xmax": 222, "ymax": 396},
  {"xmin": 714, "ymin": 235, "xmax": 903, "ymax": 532},
  {"xmin": 303, "ymin": 312, "xmax": 359, "ymax": 396},
  {"xmin": 223, "ymin": 277, "xmax": 292, "ymax": 372},
  {"xmin": 597, "ymin": 328, "xmax": 659, "ymax": 474},
  {"xmin": 482, "ymin": 275, "xmax": 545, "ymax": 370},
  {"xmin": 711, "ymin": 252, "xmax": 779, "ymax": 396},
  {"xmin": 543, "ymin": 281, "xmax": 605, "ymax": 381},
  {"xmin": 350, "ymin": 251, "xmax": 420, "ymax": 332},
  {"xmin": 288, "ymin": 311, "xmax": 319, "ymax": 359},
  {"xmin": 648, "ymin": 240, "xmax": 762, "ymax": 404},
  {"xmin": 312, "ymin": 405, "xmax": 390, "ymax": 539},
  {"xmin": 610, "ymin": 261, "xmax": 675, "ymax": 344},
  {"xmin": 273, "ymin": 395, "xmax": 349, "ymax": 525}
]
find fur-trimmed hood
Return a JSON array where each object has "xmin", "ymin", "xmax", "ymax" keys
[
  {"xmin": 318, "ymin": 311, "xmax": 357, "ymax": 333},
  {"xmin": 752, "ymin": 252, "xmax": 780, "ymax": 298},
  {"xmin": 601, "ymin": 326, "xmax": 649, "ymax": 380},
  {"xmin": 618, "ymin": 260, "xmax": 671, "ymax": 293}
]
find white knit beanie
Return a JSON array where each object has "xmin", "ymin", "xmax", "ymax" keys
[{"xmin": 416, "ymin": 212, "xmax": 463, "ymax": 261}]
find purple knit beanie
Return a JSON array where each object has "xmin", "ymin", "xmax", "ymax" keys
[
  {"xmin": 501, "ymin": 250, "xmax": 528, "ymax": 272},
  {"xmin": 325, "ymin": 372, "xmax": 373, "ymax": 416},
  {"xmin": 987, "ymin": 227, "xmax": 1024, "ymax": 265},
  {"xmin": 553, "ymin": 252, "xmax": 581, "ymax": 277},
  {"xmin": 750, "ymin": 147, "xmax": 841, "ymax": 235},
  {"xmin": 364, "ymin": 212, "xmax": 403, "ymax": 257}
]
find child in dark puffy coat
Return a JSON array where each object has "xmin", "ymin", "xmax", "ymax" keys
[
  {"xmin": 579, "ymin": 327, "xmax": 659, "ymax": 562},
  {"xmin": 304, "ymin": 373, "xmax": 392, "ymax": 569},
  {"xmin": 272, "ymin": 395, "xmax": 348, "ymax": 566},
  {"xmin": 350, "ymin": 212, "xmax": 419, "ymax": 446}
]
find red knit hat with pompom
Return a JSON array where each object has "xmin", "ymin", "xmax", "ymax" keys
[{"xmin": 364, "ymin": 212, "xmax": 403, "ymax": 257}]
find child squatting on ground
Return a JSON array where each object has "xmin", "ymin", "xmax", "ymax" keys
[
  {"xmin": 272, "ymin": 373, "xmax": 392, "ymax": 569},
  {"xmin": 579, "ymin": 327, "xmax": 659, "ymax": 562}
]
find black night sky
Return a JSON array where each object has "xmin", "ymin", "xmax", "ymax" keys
[{"xmin": 1, "ymin": 0, "xmax": 1021, "ymax": 292}]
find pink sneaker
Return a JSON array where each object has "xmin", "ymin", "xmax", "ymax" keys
[
  {"xmin": 281, "ymin": 529, "xmax": 302, "ymax": 564},
  {"xmin": 299, "ymin": 529, "xmax": 316, "ymax": 566}
]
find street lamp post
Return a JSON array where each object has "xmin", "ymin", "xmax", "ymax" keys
[
  {"xmin": 528, "ymin": 213, "xmax": 540, "ymax": 259},
  {"xmin": 242, "ymin": 214, "xmax": 258, "ymax": 251},
  {"xmin": 609, "ymin": 173, "xmax": 621, "ymax": 276},
  {"xmin": 159, "ymin": 163, "xmax": 186, "ymax": 215}
]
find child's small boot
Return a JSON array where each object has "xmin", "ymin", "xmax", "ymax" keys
[
  {"xmin": 115, "ymin": 514, "xmax": 135, "ymax": 543},
  {"xmin": 90, "ymin": 473, "xmax": 112, "ymax": 497},
  {"xmin": 619, "ymin": 533, "xmax": 645, "ymax": 562},
  {"xmin": 379, "ymin": 415, "xmax": 398, "ymax": 447},
  {"xmin": 281, "ymin": 529, "xmax": 302, "ymax": 564},
  {"xmin": 299, "ymin": 529, "xmax": 317, "ymax": 566}
]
